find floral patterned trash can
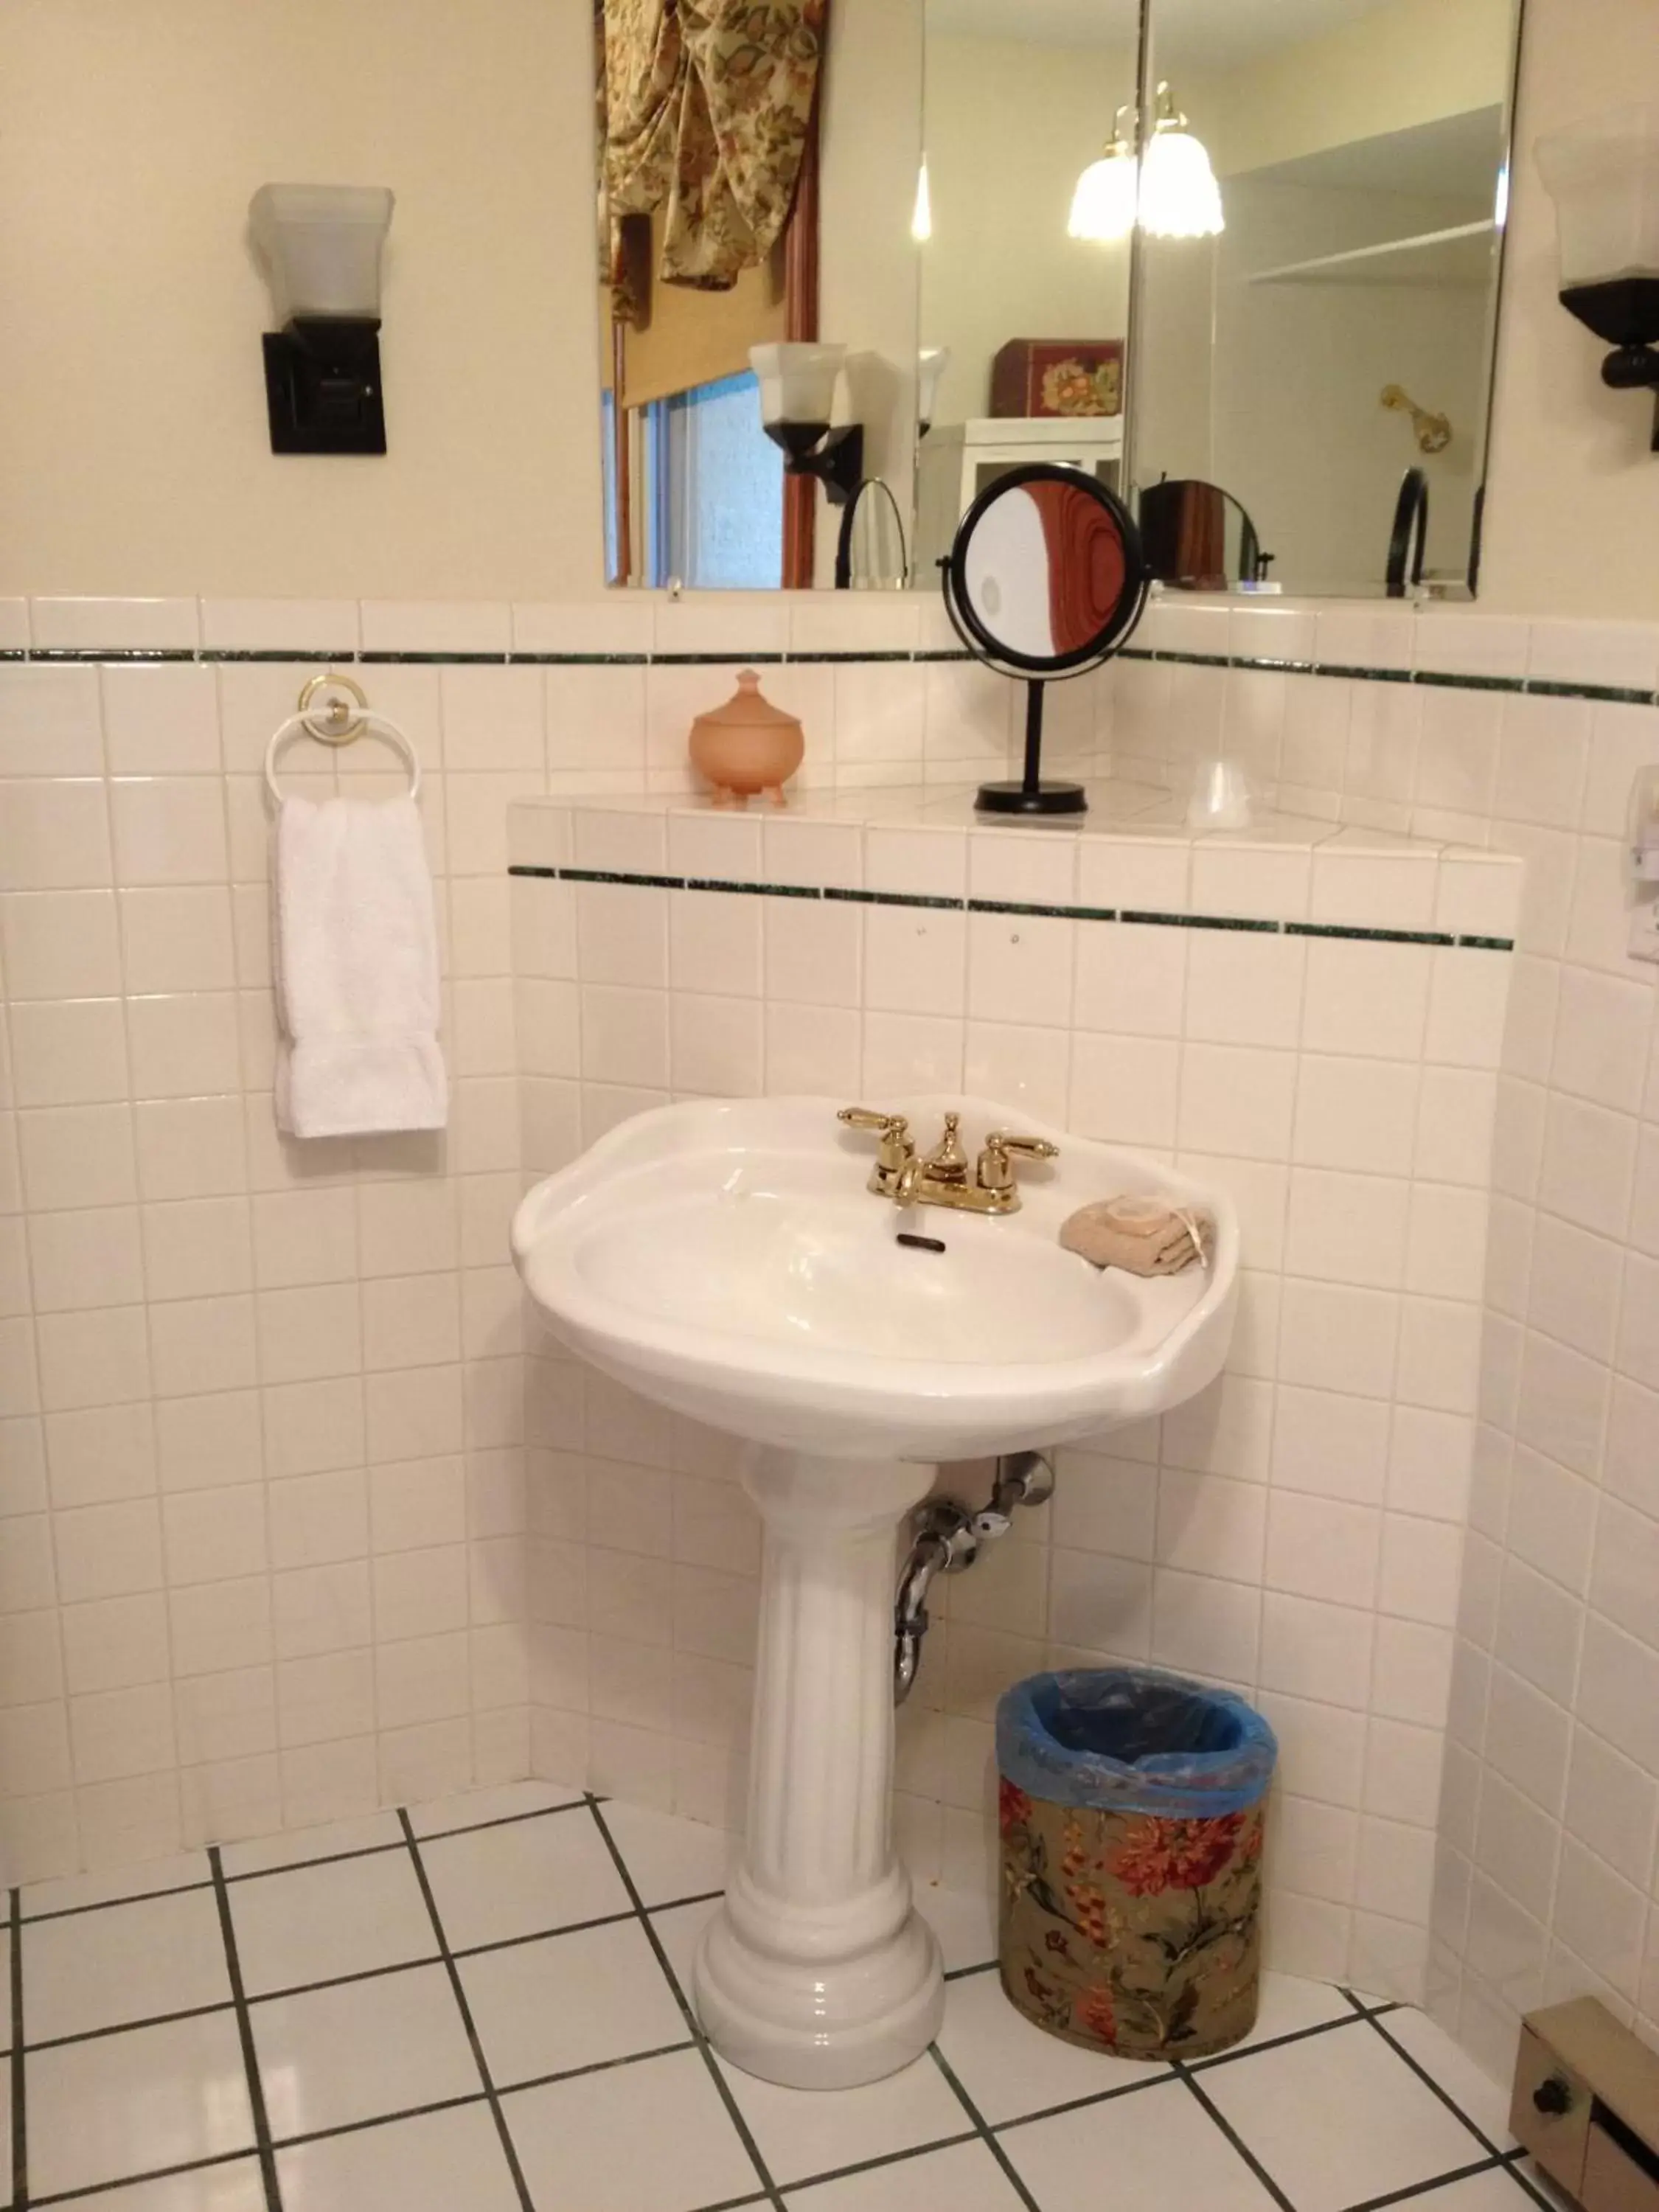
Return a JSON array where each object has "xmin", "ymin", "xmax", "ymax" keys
[{"xmin": 995, "ymin": 1667, "xmax": 1276, "ymax": 2061}]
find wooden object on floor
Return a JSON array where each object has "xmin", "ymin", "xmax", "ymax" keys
[{"xmin": 1512, "ymin": 1998, "xmax": 1659, "ymax": 2211}]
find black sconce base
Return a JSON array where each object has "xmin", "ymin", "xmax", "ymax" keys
[
  {"xmin": 766, "ymin": 422, "xmax": 865, "ymax": 507},
  {"xmin": 262, "ymin": 318, "xmax": 386, "ymax": 456},
  {"xmin": 1561, "ymin": 280, "xmax": 1659, "ymax": 451}
]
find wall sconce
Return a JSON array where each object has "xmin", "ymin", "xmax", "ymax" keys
[
  {"xmin": 749, "ymin": 342, "xmax": 863, "ymax": 505},
  {"xmin": 918, "ymin": 348, "xmax": 950, "ymax": 437},
  {"xmin": 1537, "ymin": 105, "xmax": 1659, "ymax": 449},
  {"xmin": 250, "ymin": 184, "xmax": 394, "ymax": 456}
]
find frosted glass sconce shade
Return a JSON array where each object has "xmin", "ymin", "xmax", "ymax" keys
[
  {"xmin": 750, "ymin": 343, "xmax": 846, "ymax": 434},
  {"xmin": 1140, "ymin": 125, "xmax": 1225, "ymax": 240},
  {"xmin": 250, "ymin": 184, "xmax": 394, "ymax": 324},
  {"xmin": 1069, "ymin": 144, "xmax": 1138, "ymax": 243},
  {"xmin": 1537, "ymin": 104, "xmax": 1659, "ymax": 448},
  {"xmin": 918, "ymin": 347, "xmax": 950, "ymax": 433},
  {"xmin": 1537, "ymin": 105, "xmax": 1659, "ymax": 290}
]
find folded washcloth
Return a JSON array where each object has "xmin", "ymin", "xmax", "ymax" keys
[
  {"xmin": 1060, "ymin": 1194, "xmax": 1212, "ymax": 1276},
  {"xmin": 273, "ymin": 794, "xmax": 447, "ymax": 1138}
]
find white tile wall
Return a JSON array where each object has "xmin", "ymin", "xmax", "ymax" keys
[
  {"xmin": 10, "ymin": 593, "xmax": 1659, "ymax": 2101},
  {"xmin": 0, "ymin": 653, "xmax": 546, "ymax": 1880}
]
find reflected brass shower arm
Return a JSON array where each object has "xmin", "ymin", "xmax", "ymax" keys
[{"xmin": 1380, "ymin": 383, "xmax": 1452, "ymax": 454}]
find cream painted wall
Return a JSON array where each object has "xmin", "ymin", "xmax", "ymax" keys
[
  {"xmin": 1187, "ymin": 0, "xmax": 1515, "ymax": 181},
  {"xmin": 919, "ymin": 34, "xmax": 1136, "ymax": 431},
  {"xmin": 0, "ymin": 0, "xmax": 604, "ymax": 602}
]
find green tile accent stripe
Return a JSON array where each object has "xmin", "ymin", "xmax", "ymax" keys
[
  {"xmin": 1120, "ymin": 641, "xmax": 1659, "ymax": 706},
  {"xmin": 826, "ymin": 886, "xmax": 961, "ymax": 911},
  {"xmin": 506, "ymin": 866, "xmax": 1514, "ymax": 950},
  {"xmin": 5, "ymin": 637, "xmax": 1655, "ymax": 706}
]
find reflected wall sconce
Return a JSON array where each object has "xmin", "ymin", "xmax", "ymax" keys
[
  {"xmin": 749, "ymin": 342, "xmax": 863, "ymax": 505},
  {"xmin": 918, "ymin": 347, "xmax": 950, "ymax": 437},
  {"xmin": 1068, "ymin": 83, "xmax": 1223, "ymax": 244},
  {"xmin": 250, "ymin": 184, "xmax": 394, "ymax": 455},
  {"xmin": 1538, "ymin": 105, "xmax": 1659, "ymax": 449}
]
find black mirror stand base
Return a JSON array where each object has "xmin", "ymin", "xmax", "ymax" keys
[{"xmin": 975, "ymin": 680, "xmax": 1088, "ymax": 817}]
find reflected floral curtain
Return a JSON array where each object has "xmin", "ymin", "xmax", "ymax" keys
[{"xmin": 597, "ymin": 0, "xmax": 826, "ymax": 323}]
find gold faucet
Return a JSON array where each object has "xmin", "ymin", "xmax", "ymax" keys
[{"xmin": 837, "ymin": 1107, "xmax": 1058, "ymax": 1216}]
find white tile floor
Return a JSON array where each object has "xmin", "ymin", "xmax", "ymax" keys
[{"xmin": 10, "ymin": 1781, "xmax": 1554, "ymax": 2212}]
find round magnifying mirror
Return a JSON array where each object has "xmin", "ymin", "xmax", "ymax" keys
[{"xmin": 940, "ymin": 465, "xmax": 1147, "ymax": 816}]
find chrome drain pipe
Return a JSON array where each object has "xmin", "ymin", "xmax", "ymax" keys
[{"xmin": 893, "ymin": 1452, "xmax": 1054, "ymax": 1704}]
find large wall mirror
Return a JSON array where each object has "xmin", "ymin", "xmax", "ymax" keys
[
  {"xmin": 1132, "ymin": 0, "xmax": 1520, "ymax": 598},
  {"xmin": 591, "ymin": 0, "xmax": 1520, "ymax": 599}
]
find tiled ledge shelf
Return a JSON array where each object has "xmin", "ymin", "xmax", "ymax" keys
[{"xmin": 507, "ymin": 789, "xmax": 1523, "ymax": 948}]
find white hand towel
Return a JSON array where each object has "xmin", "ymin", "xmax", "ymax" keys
[{"xmin": 273, "ymin": 794, "xmax": 448, "ymax": 1138}]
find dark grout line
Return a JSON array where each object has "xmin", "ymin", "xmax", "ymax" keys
[
  {"xmin": 1342, "ymin": 2153, "xmax": 1514, "ymax": 2212},
  {"xmin": 942, "ymin": 1958, "xmax": 998, "ymax": 1982},
  {"xmin": 1175, "ymin": 2065, "xmax": 1298, "ymax": 2212},
  {"xmin": 395, "ymin": 1810, "xmax": 536, "ymax": 2212},
  {"xmin": 27, "ymin": 1997, "xmax": 239, "ymax": 2055},
  {"xmin": 993, "ymin": 2062, "xmax": 1177, "ymax": 2135},
  {"xmin": 206, "ymin": 1848, "xmax": 283, "ymax": 2212},
  {"xmin": 777, "ymin": 2126, "xmax": 981, "ymax": 2195},
  {"xmin": 927, "ymin": 2043, "xmax": 1043, "ymax": 2212},
  {"xmin": 1358, "ymin": 2006, "xmax": 1508, "ymax": 2160},
  {"xmin": 30, "ymin": 2148, "xmax": 259, "ymax": 2207},
  {"xmin": 22, "ymin": 1797, "xmax": 591, "ymax": 1926},
  {"xmin": 266, "ymin": 2088, "xmax": 488, "ymax": 2154},
  {"xmin": 585, "ymin": 1796, "xmax": 786, "ymax": 2212},
  {"xmin": 1498, "ymin": 2146, "xmax": 1559, "ymax": 2209},
  {"xmin": 495, "ymin": 2036, "xmax": 698, "ymax": 2100},
  {"xmin": 23, "ymin": 1879, "xmax": 216, "ymax": 1927},
  {"xmin": 10, "ymin": 1888, "xmax": 27, "ymax": 2211},
  {"xmin": 403, "ymin": 1797, "xmax": 591, "ymax": 1847},
  {"xmin": 1189, "ymin": 2008, "xmax": 1371, "ymax": 2074},
  {"xmin": 19, "ymin": 1887, "xmax": 742, "ymax": 2062}
]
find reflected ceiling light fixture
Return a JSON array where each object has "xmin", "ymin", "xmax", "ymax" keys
[
  {"xmin": 1070, "ymin": 84, "xmax": 1223, "ymax": 244},
  {"xmin": 911, "ymin": 156, "xmax": 933, "ymax": 243},
  {"xmin": 1068, "ymin": 105, "xmax": 1138, "ymax": 243},
  {"xmin": 1138, "ymin": 82, "xmax": 1224, "ymax": 239}
]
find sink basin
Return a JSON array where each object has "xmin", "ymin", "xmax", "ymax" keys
[
  {"xmin": 511, "ymin": 1094, "xmax": 1237, "ymax": 1461},
  {"xmin": 512, "ymin": 1095, "xmax": 1237, "ymax": 2092}
]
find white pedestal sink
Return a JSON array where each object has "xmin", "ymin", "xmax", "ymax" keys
[{"xmin": 512, "ymin": 1096, "xmax": 1237, "ymax": 2088}]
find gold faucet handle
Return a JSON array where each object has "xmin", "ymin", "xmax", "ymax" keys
[
  {"xmin": 978, "ymin": 1130, "xmax": 1060, "ymax": 1197},
  {"xmin": 987, "ymin": 1132, "xmax": 1060, "ymax": 1160},
  {"xmin": 838, "ymin": 1107, "xmax": 909, "ymax": 1135},
  {"xmin": 838, "ymin": 1106, "xmax": 914, "ymax": 1177}
]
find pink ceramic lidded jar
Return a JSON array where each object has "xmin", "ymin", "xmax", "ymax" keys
[{"xmin": 687, "ymin": 669, "xmax": 805, "ymax": 807}]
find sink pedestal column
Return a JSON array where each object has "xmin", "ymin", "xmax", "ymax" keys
[{"xmin": 692, "ymin": 1448, "xmax": 945, "ymax": 2089}]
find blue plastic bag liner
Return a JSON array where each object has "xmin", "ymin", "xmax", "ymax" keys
[{"xmin": 997, "ymin": 1666, "xmax": 1277, "ymax": 1821}]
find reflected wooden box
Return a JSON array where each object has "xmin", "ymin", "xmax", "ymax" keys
[{"xmin": 990, "ymin": 340, "xmax": 1124, "ymax": 420}]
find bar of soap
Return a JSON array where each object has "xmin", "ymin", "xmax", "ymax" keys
[{"xmin": 1060, "ymin": 1195, "xmax": 1211, "ymax": 1276}]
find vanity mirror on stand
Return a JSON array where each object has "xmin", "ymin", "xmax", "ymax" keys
[{"xmin": 939, "ymin": 463, "xmax": 1147, "ymax": 816}]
